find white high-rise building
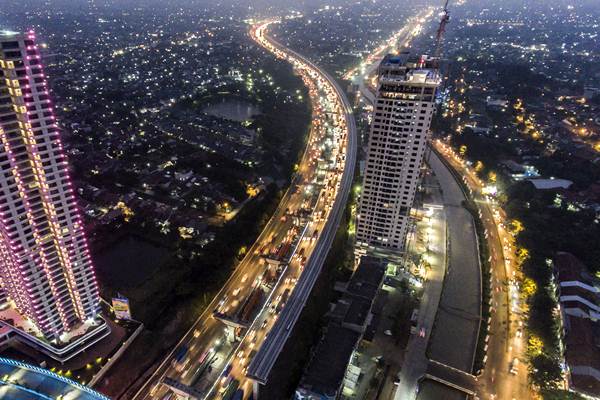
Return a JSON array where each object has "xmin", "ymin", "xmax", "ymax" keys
[
  {"xmin": 356, "ymin": 53, "xmax": 440, "ymax": 253},
  {"xmin": 0, "ymin": 30, "xmax": 103, "ymax": 350}
]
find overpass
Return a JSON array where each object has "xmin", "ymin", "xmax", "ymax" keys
[
  {"xmin": 424, "ymin": 359, "xmax": 479, "ymax": 397},
  {"xmin": 246, "ymin": 23, "xmax": 358, "ymax": 387},
  {"xmin": 162, "ymin": 377, "xmax": 203, "ymax": 400}
]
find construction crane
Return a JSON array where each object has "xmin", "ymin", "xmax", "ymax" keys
[{"xmin": 434, "ymin": 0, "xmax": 451, "ymax": 60}]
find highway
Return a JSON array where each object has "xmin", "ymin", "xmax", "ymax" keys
[
  {"xmin": 246, "ymin": 21, "xmax": 357, "ymax": 387},
  {"xmin": 132, "ymin": 19, "xmax": 354, "ymax": 400}
]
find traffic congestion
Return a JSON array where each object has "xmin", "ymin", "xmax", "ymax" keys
[{"xmin": 135, "ymin": 18, "xmax": 352, "ymax": 400}]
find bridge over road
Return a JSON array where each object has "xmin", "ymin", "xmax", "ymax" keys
[{"xmin": 425, "ymin": 359, "xmax": 479, "ymax": 398}]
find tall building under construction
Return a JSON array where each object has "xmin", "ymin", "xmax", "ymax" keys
[{"xmin": 356, "ymin": 53, "xmax": 440, "ymax": 253}]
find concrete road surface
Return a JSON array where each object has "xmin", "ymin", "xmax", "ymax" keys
[{"xmin": 427, "ymin": 150, "xmax": 481, "ymax": 373}]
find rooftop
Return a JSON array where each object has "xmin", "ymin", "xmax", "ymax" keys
[
  {"xmin": 529, "ymin": 178, "xmax": 573, "ymax": 190},
  {"xmin": 378, "ymin": 52, "xmax": 441, "ymax": 85},
  {"xmin": 297, "ymin": 324, "xmax": 360, "ymax": 397},
  {"xmin": 0, "ymin": 357, "xmax": 109, "ymax": 400},
  {"xmin": 346, "ymin": 256, "xmax": 386, "ymax": 300}
]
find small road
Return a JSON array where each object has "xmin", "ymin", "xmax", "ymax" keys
[
  {"xmin": 434, "ymin": 141, "xmax": 531, "ymax": 400},
  {"xmin": 393, "ymin": 189, "xmax": 448, "ymax": 400}
]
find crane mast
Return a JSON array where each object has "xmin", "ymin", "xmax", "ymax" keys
[{"xmin": 434, "ymin": 0, "xmax": 451, "ymax": 60}]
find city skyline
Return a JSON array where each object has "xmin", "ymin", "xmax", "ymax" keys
[{"xmin": 0, "ymin": 1, "xmax": 598, "ymax": 399}]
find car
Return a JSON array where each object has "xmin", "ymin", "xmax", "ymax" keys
[
  {"xmin": 150, "ymin": 383, "xmax": 160, "ymax": 396},
  {"xmin": 218, "ymin": 295, "xmax": 228, "ymax": 308},
  {"xmin": 509, "ymin": 357, "xmax": 519, "ymax": 375},
  {"xmin": 419, "ymin": 327, "xmax": 426, "ymax": 338},
  {"xmin": 261, "ymin": 320, "xmax": 268, "ymax": 329},
  {"xmin": 384, "ymin": 330, "xmax": 393, "ymax": 336}
]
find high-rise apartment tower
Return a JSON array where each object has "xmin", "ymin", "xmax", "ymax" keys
[
  {"xmin": 356, "ymin": 53, "xmax": 440, "ymax": 253},
  {"xmin": 0, "ymin": 30, "xmax": 101, "ymax": 343}
]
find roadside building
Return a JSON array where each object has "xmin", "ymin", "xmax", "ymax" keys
[
  {"xmin": 294, "ymin": 257, "xmax": 386, "ymax": 399},
  {"xmin": 356, "ymin": 53, "xmax": 440, "ymax": 254},
  {"xmin": 0, "ymin": 31, "xmax": 108, "ymax": 361},
  {"xmin": 554, "ymin": 252, "xmax": 600, "ymax": 397}
]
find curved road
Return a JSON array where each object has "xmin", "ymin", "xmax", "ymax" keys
[
  {"xmin": 131, "ymin": 20, "xmax": 356, "ymax": 400},
  {"xmin": 246, "ymin": 20, "xmax": 357, "ymax": 386}
]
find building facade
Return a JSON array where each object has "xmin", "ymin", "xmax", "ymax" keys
[
  {"xmin": 0, "ymin": 31, "xmax": 101, "ymax": 343},
  {"xmin": 554, "ymin": 252, "xmax": 600, "ymax": 396},
  {"xmin": 356, "ymin": 53, "xmax": 440, "ymax": 253}
]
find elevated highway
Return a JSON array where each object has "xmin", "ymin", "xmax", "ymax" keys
[
  {"xmin": 133, "ymin": 19, "xmax": 356, "ymax": 400},
  {"xmin": 245, "ymin": 19, "xmax": 358, "ymax": 388}
]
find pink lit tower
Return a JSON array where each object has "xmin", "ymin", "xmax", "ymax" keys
[{"xmin": 0, "ymin": 30, "xmax": 102, "ymax": 347}]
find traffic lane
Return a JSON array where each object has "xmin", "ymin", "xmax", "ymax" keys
[
  {"xmin": 242, "ymin": 49, "xmax": 354, "ymax": 380},
  {"xmin": 148, "ymin": 321, "xmax": 223, "ymax": 398},
  {"xmin": 136, "ymin": 59, "xmax": 333, "ymax": 400},
  {"xmin": 139, "ymin": 190, "xmax": 311, "ymax": 398},
  {"xmin": 226, "ymin": 272, "xmax": 299, "ymax": 383},
  {"xmin": 165, "ymin": 211, "xmax": 309, "ymax": 396},
  {"xmin": 205, "ymin": 172, "xmax": 332, "ymax": 392},
  {"xmin": 159, "ymin": 218, "xmax": 304, "ymax": 395},
  {"xmin": 247, "ymin": 189, "xmax": 339, "ymax": 380},
  {"xmin": 184, "ymin": 22, "xmax": 346, "ymax": 396},
  {"xmin": 172, "ymin": 198, "xmax": 322, "ymax": 396},
  {"xmin": 477, "ymin": 194, "xmax": 519, "ymax": 400},
  {"xmin": 436, "ymin": 145, "xmax": 531, "ymax": 400},
  {"xmin": 210, "ymin": 225, "xmax": 321, "ymax": 397}
]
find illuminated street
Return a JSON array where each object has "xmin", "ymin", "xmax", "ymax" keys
[
  {"xmin": 434, "ymin": 140, "xmax": 531, "ymax": 400},
  {"xmin": 132, "ymin": 18, "xmax": 355, "ymax": 400}
]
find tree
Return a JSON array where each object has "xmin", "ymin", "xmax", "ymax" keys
[
  {"xmin": 529, "ymin": 354, "xmax": 563, "ymax": 390},
  {"xmin": 522, "ymin": 278, "xmax": 537, "ymax": 299},
  {"xmin": 541, "ymin": 388, "xmax": 585, "ymax": 400}
]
